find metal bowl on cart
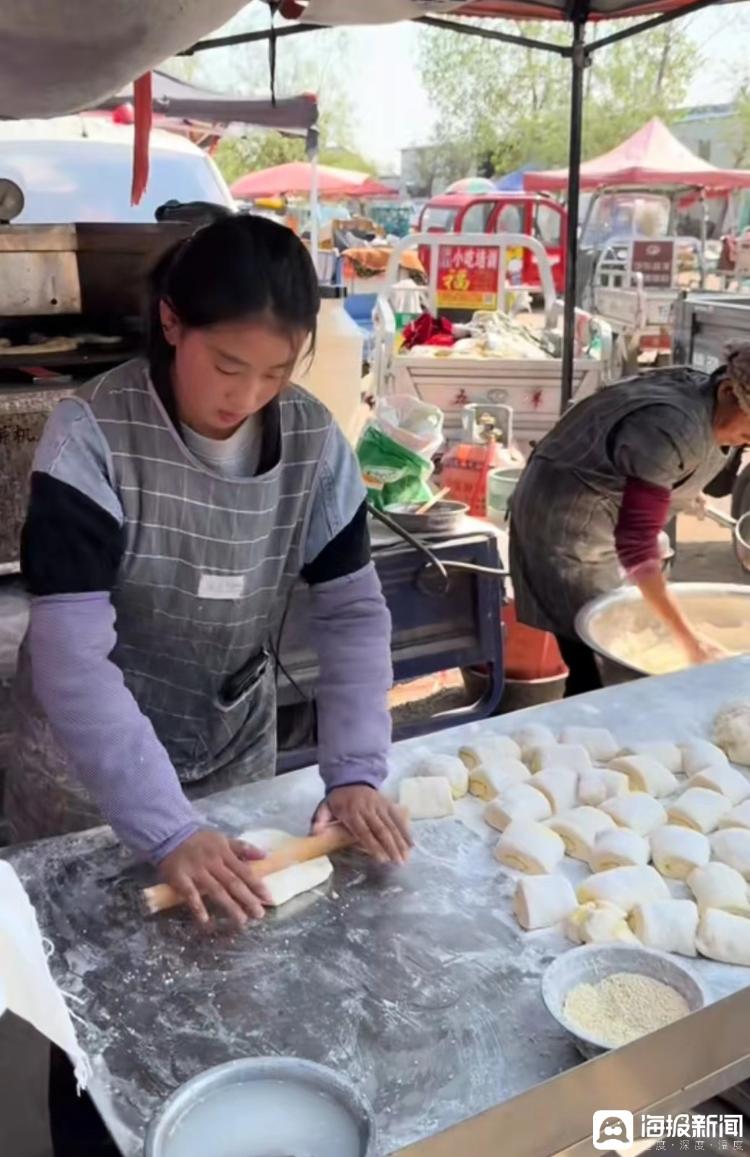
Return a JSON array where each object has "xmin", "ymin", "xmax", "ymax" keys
[{"xmin": 576, "ymin": 581, "xmax": 750, "ymax": 685}]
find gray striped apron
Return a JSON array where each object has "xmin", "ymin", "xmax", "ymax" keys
[
  {"xmin": 6, "ymin": 359, "xmax": 333, "ymax": 843},
  {"xmin": 509, "ymin": 369, "xmax": 728, "ymax": 638}
]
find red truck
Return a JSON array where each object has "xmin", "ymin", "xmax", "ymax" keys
[{"xmin": 418, "ymin": 191, "xmax": 567, "ymax": 296}]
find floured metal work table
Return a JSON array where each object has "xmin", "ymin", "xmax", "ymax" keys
[{"xmin": 6, "ymin": 659, "xmax": 750, "ymax": 1156}]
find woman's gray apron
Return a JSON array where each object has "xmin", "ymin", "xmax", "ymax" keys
[
  {"xmin": 6, "ymin": 360, "xmax": 333, "ymax": 844},
  {"xmin": 509, "ymin": 368, "xmax": 728, "ymax": 638}
]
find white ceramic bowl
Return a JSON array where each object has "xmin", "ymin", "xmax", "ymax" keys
[{"xmin": 541, "ymin": 943, "xmax": 709, "ymax": 1059}]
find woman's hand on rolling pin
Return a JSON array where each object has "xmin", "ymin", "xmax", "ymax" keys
[
  {"xmin": 313, "ymin": 786, "xmax": 412, "ymax": 865},
  {"xmin": 158, "ymin": 829, "xmax": 271, "ymax": 929}
]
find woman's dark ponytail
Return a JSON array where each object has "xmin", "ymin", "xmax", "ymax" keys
[{"xmin": 145, "ymin": 215, "xmax": 320, "ymax": 390}]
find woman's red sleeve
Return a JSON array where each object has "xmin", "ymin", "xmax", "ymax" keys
[{"xmin": 614, "ymin": 476, "xmax": 672, "ymax": 575}]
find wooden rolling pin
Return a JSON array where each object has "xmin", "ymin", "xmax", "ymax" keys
[{"xmin": 142, "ymin": 825, "xmax": 354, "ymax": 916}]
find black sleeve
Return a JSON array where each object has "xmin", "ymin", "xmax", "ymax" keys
[
  {"xmin": 300, "ymin": 500, "xmax": 371, "ymax": 586},
  {"xmin": 704, "ymin": 447, "xmax": 744, "ymax": 499},
  {"xmin": 21, "ymin": 472, "xmax": 125, "ymax": 596}
]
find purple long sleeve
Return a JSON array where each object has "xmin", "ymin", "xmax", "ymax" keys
[
  {"xmin": 307, "ymin": 563, "xmax": 392, "ymax": 792},
  {"xmin": 28, "ymin": 593, "xmax": 203, "ymax": 861}
]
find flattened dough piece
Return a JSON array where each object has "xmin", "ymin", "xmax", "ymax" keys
[
  {"xmin": 565, "ymin": 900, "xmax": 637, "ymax": 945},
  {"xmin": 650, "ymin": 825, "xmax": 710, "ymax": 880},
  {"xmin": 710, "ymin": 828, "xmax": 750, "ymax": 880},
  {"xmin": 484, "ymin": 784, "xmax": 551, "ymax": 831},
  {"xmin": 399, "ymin": 776, "xmax": 455, "ymax": 820},
  {"xmin": 528, "ymin": 743, "xmax": 591, "ymax": 775},
  {"xmin": 719, "ymin": 801, "xmax": 750, "ymax": 831},
  {"xmin": 630, "ymin": 899, "xmax": 698, "ymax": 957},
  {"xmin": 578, "ymin": 769, "xmax": 630, "ymax": 807},
  {"xmin": 458, "ymin": 735, "xmax": 520, "ymax": 770},
  {"xmin": 577, "ymin": 865, "xmax": 669, "ymax": 914},
  {"xmin": 609, "ymin": 755, "xmax": 678, "ymax": 798},
  {"xmin": 697, "ymin": 908, "xmax": 750, "ymax": 965},
  {"xmin": 623, "ymin": 741, "xmax": 683, "ymax": 774},
  {"xmin": 469, "ymin": 759, "xmax": 530, "ymax": 800},
  {"xmin": 681, "ymin": 739, "xmax": 729, "ymax": 777},
  {"xmin": 714, "ymin": 702, "xmax": 750, "ymax": 767},
  {"xmin": 691, "ymin": 763, "xmax": 750, "ymax": 806},
  {"xmin": 512, "ymin": 723, "xmax": 556, "ymax": 761},
  {"xmin": 530, "ymin": 768, "xmax": 578, "ymax": 814},
  {"xmin": 589, "ymin": 828, "xmax": 650, "ymax": 872},
  {"xmin": 667, "ymin": 787, "xmax": 732, "ymax": 834},
  {"xmin": 687, "ymin": 862, "xmax": 750, "ymax": 915},
  {"xmin": 240, "ymin": 828, "xmax": 333, "ymax": 908},
  {"xmin": 547, "ymin": 806, "xmax": 615, "ymax": 861},
  {"xmin": 495, "ymin": 820, "xmax": 565, "ymax": 875},
  {"xmin": 559, "ymin": 726, "xmax": 620, "ymax": 763},
  {"xmin": 600, "ymin": 792, "xmax": 667, "ymax": 837},
  {"xmin": 412, "ymin": 753, "xmax": 469, "ymax": 799},
  {"xmin": 514, "ymin": 875, "xmax": 577, "ymax": 931}
]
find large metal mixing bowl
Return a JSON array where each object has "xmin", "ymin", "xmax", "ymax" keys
[{"xmin": 576, "ymin": 582, "xmax": 750, "ymax": 685}]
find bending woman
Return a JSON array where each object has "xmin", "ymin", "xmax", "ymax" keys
[
  {"xmin": 6, "ymin": 214, "xmax": 410, "ymax": 924},
  {"xmin": 509, "ymin": 351, "xmax": 750, "ymax": 695}
]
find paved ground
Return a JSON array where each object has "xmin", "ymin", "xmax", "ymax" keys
[{"xmin": 672, "ymin": 501, "xmax": 749, "ymax": 586}]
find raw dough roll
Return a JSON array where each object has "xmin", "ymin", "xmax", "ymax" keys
[
  {"xmin": 512, "ymin": 723, "xmax": 556, "ymax": 761},
  {"xmin": 469, "ymin": 760, "xmax": 530, "ymax": 800},
  {"xmin": 399, "ymin": 776, "xmax": 455, "ymax": 820},
  {"xmin": 241, "ymin": 829, "xmax": 333, "ymax": 908},
  {"xmin": 710, "ymin": 828, "xmax": 750, "ymax": 880},
  {"xmin": 458, "ymin": 735, "xmax": 521, "ymax": 770},
  {"xmin": 565, "ymin": 900, "xmax": 637, "ymax": 945},
  {"xmin": 609, "ymin": 755, "xmax": 678, "ymax": 798},
  {"xmin": 714, "ymin": 702, "xmax": 750, "ymax": 767},
  {"xmin": 630, "ymin": 899, "xmax": 699, "ymax": 957},
  {"xmin": 412, "ymin": 754, "xmax": 469, "ymax": 799},
  {"xmin": 514, "ymin": 874, "xmax": 577, "ymax": 931},
  {"xmin": 691, "ymin": 763, "xmax": 750, "ymax": 806},
  {"xmin": 687, "ymin": 862, "xmax": 750, "ymax": 915},
  {"xmin": 547, "ymin": 806, "xmax": 615, "ymax": 861},
  {"xmin": 650, "ymin": 825, "xmax": 710, "ymax": 880},
  {"xmin": 696, "ymin": 908, "xmax": 750, "ymax": 965},
  {"xmin": 719, "ymin": 801, "xmax": 750, "ymax": 831},
  {"xmin": 623, "ymin": 741, "xmax": 683, "ymax": 774},
  {"xmin": 667, "ymin": 787, "xmax": 732, "ymax": 834},
  {"xmin": 600, "ymin": 792, "xmax": 667, "ymax": 837},
  {"xmin": 559, "ymin": 726, "xmax": 620, "ymax": 763},
  {"xmin": 530, "ymin": 768, "xmax": 578, "ymax": 814},
  {"xmin": 589, "ymin": 828, "xmax": 650, "ymax": 872},
  {"xmin": 577, "ymin": 865, "xmax": 670, "ymax": 913},
  {"xmin": 578, "ymin": 769, "xmax": 630, "ymax": 807},
  {"xmin": 681, "ymin": 739, "xmax": 729, "ymax": 777},
  {"xmin": 528, "ymin": 744, "xmax": 591, "ymax": 775},
  {"xmin": 495, "ymin": 820, "xmax": 565, "ymax": 875},
  {"xmin": 484, "ymin": 784, "xmax": 551, "ymax": 831}
]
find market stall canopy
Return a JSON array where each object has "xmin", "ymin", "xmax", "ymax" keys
[
  {"xmin": 96, "ymin": 71, "xmax": 318, "ymax": 137},
  {"xmin": 0, "ymin": 1, "xmax": 248, "ymax": 118},
  {"xmin": 231, "ymin": 162, "xmax": 396, "ymax": 200},
  {"xmin": 277, "ymin": 0, "xmax": 718, "ymax": 22},
  {"xmin": 524, "ymin": 118, "xmax": 750, "ymax": 193}
]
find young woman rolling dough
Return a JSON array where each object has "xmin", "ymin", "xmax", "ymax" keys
[
  {"xmin": 509, "ymin": 349, "xmax": 750, "ymax": 694},
  {"xmin": 7, "ymin": 215, "xmax": 411, "ymax": 926}
]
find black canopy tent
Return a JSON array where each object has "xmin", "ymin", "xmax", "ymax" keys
[{"xmin": 182, "ymin": 0, "xmax": 726, "ymax": 407}]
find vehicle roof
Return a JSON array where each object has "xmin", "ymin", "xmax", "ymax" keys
[
  {"xmin": 0, "ymin": 115, "xmax": 203, "ymax": 156},
  {"xmin": 424, "ymin": 191, "xmax": 553, "ymax": 208}
]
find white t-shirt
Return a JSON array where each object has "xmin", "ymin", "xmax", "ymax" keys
[{"xmin": 181, "ymin": 414, "xmax": 263, "ymax": 479}]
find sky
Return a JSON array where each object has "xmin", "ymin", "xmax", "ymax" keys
[{"xmin": 195, "ymin": 3, "xmax": 750, "ymax": 171}]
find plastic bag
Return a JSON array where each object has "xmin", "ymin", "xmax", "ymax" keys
[
  {"xmin": 372, "ymin": 394, "xmax": 444, "ymax": 458},
  {"xmin": 357, "ymin": 395, "xmax": 443, "ymax": 511}
]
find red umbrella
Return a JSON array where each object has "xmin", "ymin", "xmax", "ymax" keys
[{"xmin": 231, "ymin": 161, "xmax": 395, "ymax": 200}]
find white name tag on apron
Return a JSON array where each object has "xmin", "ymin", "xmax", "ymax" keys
[{"xmin": 198, "ymin": 573, "xmax": 246, "ymax": 600}]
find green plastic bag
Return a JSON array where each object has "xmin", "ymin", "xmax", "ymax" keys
[{"xmin": 357, "ymin": 424, "xmax": 434, "ymax": 511}]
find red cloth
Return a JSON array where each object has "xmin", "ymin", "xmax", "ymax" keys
[
  {"xmin": 401, "ymin": 313, "xmax": 455, "ymax": 350},
  {"xmin": 131, "ymin": 72, "xmax": 152, "ymax": 207},
  {"xmin": 614, "ymin": 476, "xmax": 672, "ymax": 574}
]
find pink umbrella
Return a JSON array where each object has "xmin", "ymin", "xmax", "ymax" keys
[{"xmin": 231, "ymin": 161, "xmax": 395, "ymax": 200}]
